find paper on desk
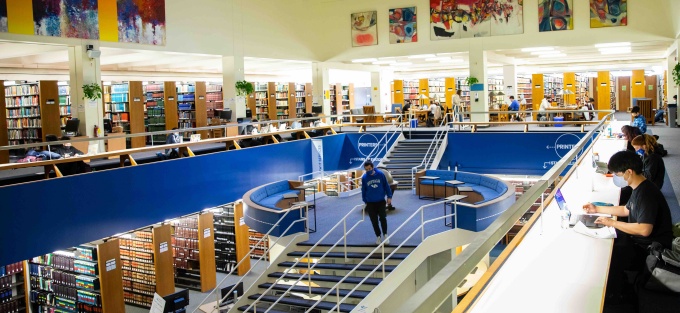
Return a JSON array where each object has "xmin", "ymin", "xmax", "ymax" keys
[{"xmin": 573, "ymin": 221, "xmax": 617, "ymax": 239}]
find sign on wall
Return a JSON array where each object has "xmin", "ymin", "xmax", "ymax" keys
[{"xmin": 311, "ymin": 139, "xmax": 324, "ymax": 177}]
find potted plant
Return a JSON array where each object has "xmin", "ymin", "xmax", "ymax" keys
[
  {"xmin": 672, "ymin": 63, "xmax": 680, "ymax": 86},
  {"xmin": 235, "ymin": 80, "xmax": 254, "ymax": 97},
  {"xmin": 465, "ymin": 76, "xmax": 479, "ymax": 86},
  {"xmin": 82, "ymin": 83, "xmax": 103, "ymax": 101}
]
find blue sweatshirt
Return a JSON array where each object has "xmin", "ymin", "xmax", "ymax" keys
[{"xmin": 361, "ymin": 169, "xmax": 393, "ymax": 203}]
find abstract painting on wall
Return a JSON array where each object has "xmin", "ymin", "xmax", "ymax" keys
[
  {"xmin": 351, "ymin": 11, "xmax": 377, "ymax": 47},
  {"xmin": 430, "ymin": 0, "xmax": 523, "ymax": 40},
  {"xmin": 590, "ymin": 0, "xmax": 627, "ymax": 28},
  {"xmin": 0, "ymin": 0, "xmax": 7, "ymax": 33},
  {"xmin": 539, "ymin": 0, "xmax": 573, "ymax": 32},
  {"xmin": 32, "ymin": 0, "xmax": 99, "ymax": 39},
  {"xmin": 389, "ymin": 7, "xmax": 417, "ymax": 44},
  {"xmin": 118, "ymin": 0, "xmax": 166, "ymax": 45}
]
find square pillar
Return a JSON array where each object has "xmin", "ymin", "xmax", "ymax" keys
[
  {"xmin": 68, "ymin": 44, "xmax": 104, "ymax": 145},
  {"xmin": 503, "ymin": 65, "xmax": 518, "ymax": 104},
  {"xmin": 223, "ymin": 55, "xmax": 246, "ymax": 118},
  {"xmin": 469, "ymin": 42, "xmax": 488, "ymax": 122},
  {"xmin": 312, "ymin": 62, "xmax": 331, "ymax": 120}
]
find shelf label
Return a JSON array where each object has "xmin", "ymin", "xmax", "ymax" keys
[
  {"xmin": 150, "ymin": 293, "xmax": 166, "ymax": 313},
  {"xmin": 239, "ymin": 217, "xmax": 245, "ymax": 226},
  {"xmin": 204, "ymin": 228, "xmax": 211, "ymax": 238},
  {"xmin": 105, "ymin": 259, "xmax": 116, "ymax": 272},
  {"xmin": 168, "ymin": 97, "xmax": 175, "ymax": 101},
  {"xmin": 46, "ymin": 99, "xmax": 55, "ymax": 105},
  {"xmin": 133, "ymin": 97, "xmax": 141, "ymax": 102},
  {"xmin": 534, "ymin": 85, "xmax": 541, "ymax": 89},
  {"xmin": 159, "ymin": 241, "xmax": 168, "ymax": 253},
  {"xmin": 622, "ymin": 85, "xmax": 627, "ymax": 91},
  {"xmin": 648, "ymin": 85, "xmax": 653, "ymax": 90},
  {"xmin": 199, "ymin": 96, "xmax": 205, "ymax": 100}
]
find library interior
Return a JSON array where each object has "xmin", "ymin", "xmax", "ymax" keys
[{"xmin": 2, "ymin": 0, "xmax": 680, "ymax": 313}]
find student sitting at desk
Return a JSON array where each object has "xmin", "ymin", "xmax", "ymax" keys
[
  {"xmin": 631, "ymin": 106, "xmax": 647, "ymax": 134},
  {"xmin": 537, "ymin": 96, "xmax": 551, "ymax": 121},
  {"xmin": 583, "ymin": 151, "xmax": 673, "ymax": 305},
  {"xmin": 632, "ymin": 134, "xmax": 666, "ymax": 189},
  {"xmin": 156, "ymin": 128, "xmax": 183, "ymax": 160},
  {"xmin": 44, "ymin": 135, "xmax": 91, "ymax": 175}
]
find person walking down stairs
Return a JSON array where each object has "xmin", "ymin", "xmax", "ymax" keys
[{"xmin": 362, "ymin": 160, "xmax": 393, "ymax": 245}]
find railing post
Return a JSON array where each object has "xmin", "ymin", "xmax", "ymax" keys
[
  {"xmin": 540, "ymin": 192, "xmax": 545, "ymax": 235},
  {"xmin": 336, "ymin": 286, "xmax": 341, "ymax": 313},
  {"xmin": 343, "ymin": 219, "xmax": 348, "ymax": 261},
  {"xmin": 381, "ymin": 243, "xmax": 385, "ymax": 279},
  {"xmin": 421, "ymin": 209, "xmax": 425, "ymax": 241}
]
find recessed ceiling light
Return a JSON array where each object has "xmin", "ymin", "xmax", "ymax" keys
[
  {"xmin": 521, "ymin": 47, "xmax": 555, "ymax": 52},
  {"xmin": 351, "ymin": 58, "xmax": 377, "ymax": 63},
  {"xmin": 408, "ymin": 54, "xmax": 436, "ymax": 59},
  {"xmin": 392, "ymin": 62, "xmax": 413, "ymax": 66},
  {"xmin": 378, "ymin": 57, "xmax": 397, "ymax": 60},
  {"xmin": 594, "ymin": 42, "xmax": 631, "ymax": 48},
  {"xmin": 372, "ymin": 60, "xmax": 396, "ymax": 65},
  {"xmin": 440, "ymin": 59, "xmax": 464, "ymax": 64},
  {"xmin": 436, "ymin": 53, "xmax": 456, "ymax": 56},
  {"xmin": 599, "ymin": 47, "xmax": 631, "ymax": 54},
  {"xmin": 530, "ymin": 50, "xmax": 563, "ymax": 55},
  {"xmin": 538, "ymin": 54, "xmax": 567, "ymax": 58},
  {"xmin": 425, "ymin": 57, "xmax": 452, "ymax": 62}
]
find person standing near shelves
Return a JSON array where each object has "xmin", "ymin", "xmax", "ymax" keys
[
  {"xmin": 451, "ymin": 89, "xmax": 463, "ymax": 123},
  {"xmin": 361, "ymin": 160, "xmax": 393, "ymax": 245}
]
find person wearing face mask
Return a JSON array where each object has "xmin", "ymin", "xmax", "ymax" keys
[
  {"xmin": 361, "ymin": 160, "xmax": 393, "ymax": 245},
  {"xmin": 630, "ymin": 106, "xmax": 647, "ymax": 134},
  {"xmin": 582, "ymin": 150, "xmax": 673, "ymax": 305},
  {"xmin": 631, "ymin": 134, "xmax": 665, "ymax": 189}
]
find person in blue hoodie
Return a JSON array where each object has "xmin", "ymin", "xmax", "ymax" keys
[
  {"xmin": 361, "ymin": 160, "xmax": 393, "ymax": 245},
  {"xmin": 630, "ymin": 106, "xmax": 647, "ymax": 134}
]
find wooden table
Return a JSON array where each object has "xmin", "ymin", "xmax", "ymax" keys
[
  {"xmin": 408, "ymin": 109, "xmax": 430, "ymax": 124},
  {"xmin": 418, "ymin": 176, "xmax": 440, "ymax": 200},
  {"xmin": 547, "ymin": 106, "xmax": 579, "ymax": 121}
]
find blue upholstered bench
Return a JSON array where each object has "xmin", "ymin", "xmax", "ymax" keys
[
  {"xmin": 243, "ymin": 180, "xmax": 307, "ymax": 237},
  {"xmin": 249, "ymin": 180, "xmax": 301, "ymax": 210}
]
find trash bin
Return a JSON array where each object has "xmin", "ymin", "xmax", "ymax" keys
[
  {"xmin": 554, "ymin": 116, "xmax": 564, "ymax": 127},
  {"xmin": 669, "ymin": 104, "xmax": 677, "ymax": 128},
  {"xmin": 410, "ymin": 119, "xmax": 418, "ymax": 128}
]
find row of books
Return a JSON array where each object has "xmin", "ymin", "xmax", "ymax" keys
[
  {"xmin": 145, "ymin": 84, "xmax": 163, "ymax": 92},
  {"xmin": 6, "ymin": 107, "xmax": 40, "ymax": 117},
  {"xmin": 8, "ymin": 129, "xmax": 40, "ymax": 140},
  {"xmin": 5, "ymin": 84, "xmax": 39, "ymax": 96},
  {"xmin": 5, "ymin": 95, "xmax": 38, "ymax": 107},
  {"xmin": 6, "ymin": 118, "xmax": 40, "ymax": 128}
]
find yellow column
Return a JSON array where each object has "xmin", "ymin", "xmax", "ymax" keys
[
  {"xmin": 419, "ymin": 79, "xmax": 430, "ymax": 105},
  {"xmin": 531, "ymin": 74, "xmax": 544, "ymax": 120},
  {"xmin": 98, "ymin": 0, "xmax": 119, "ymax": 42},
  {"xmin": 597, "ymin": 71, "xmax": 611, "ymax": 120},
  {"xmin": 563, "ymin": 72, "xmax": 576, "ymax": 105},
  {"xmin": 393, "ymin": 80, "xmax": 404, "ymax": 105},
  {"xmin": 445, "ymin": 77, "xmax": 456, "ymax": 112},
  {"xmin": 632, "ymin": 69, "xmax": 645, "ymax": 99},
  {"xmin": 6, "ymin": 0, "xmax": 34, "ymax": 35}
]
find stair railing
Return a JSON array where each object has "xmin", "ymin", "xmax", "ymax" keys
[
  {"xmin": 240, "ymin": 203, "xmax": 368, "ymax": 313},
  {"xmin": 307, "ymin": 199, "xmax": 455, "ymax": 312},
  {"xmin": 191, "ymin": 202, "xmax": 309, "ymax": 313},
  {"xmin": 410, "ymin": 112, "xmax": 452, "ymax": 194}
]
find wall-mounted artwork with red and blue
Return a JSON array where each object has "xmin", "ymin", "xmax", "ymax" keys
[
  {"xmin": 118, "ymin": 0, "xmax": 166, "ymax": 45},
  {"xmin": 351, "ymin": 11, "xmax": 377, "ymax": 47},
  {"xmin": 32, "ymin": 0, "xmax": 99, "ymax": 39},
  {"xmin": 539, "ymin": 0, "xmax": 573, "ymax": 32},
  {"xmin": 590, "ymin": 0, "xmax": 627, "ymax": 28},
  {"xmin": 389, "ymin": 7, "xmax": 417, "ymax": 44},
  {"xmin": 430, "ymin": 0, "xmax": 523, "ymax": 40}
]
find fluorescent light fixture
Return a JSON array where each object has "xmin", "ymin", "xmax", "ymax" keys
[
  {"xmin": 103, "ymin": 81, "xmax": 112, "ymax": 86},
  {"xmin": 440, "ymin": 59, "xmax": 464, "ymax": 64},
  {"xmin": 351, "ymin": 58, "xmax": 377, "ymax": 63},
  {"xmin": 595, "ymin": 42, "xmax": 631, "ymax": 48},
  {"xmin": 599, "ymin": 47, "xmax": 631, "ymax": 54},
  {"xmin": 538, "ymin": 54, "xmax": 567, "ymax": 58},
  {"xmin": 392, "ymin": 62, "xmax": 413, "ymax": 66},
  {"xmin": 378, "ymin": 57, "xmax": 397, "ymax": 60},
  {"xmin": 408, "ymin": 54, "xmax": 436, "ymax": 59},
  {"xmin": 57, "ymin": 81, "xmax": 68, "ymax": 86},
  {"xmin": 425, "ymin": 57, "xmax": 453, "ymax": 62},
  {"xmin": 530, "ymin": 50, "xmax": 563, "ymax": 55},
  {"xmin": 372, "ymin": 60, "xmax": 397, "ymax": 65},
  {"xmin": 436, "ymin": 53, "xmax": 457, "ymax": 56},
  {"xmin": 521, "ymin": 47, "xmax": 554, "ymax": 52}
]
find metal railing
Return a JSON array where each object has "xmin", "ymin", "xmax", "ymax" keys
[
  {"xmin": 239, "ymin": 203, "xmax": 367, "ymax": 313},
  {"xmin": 410, "ymin": 112, "xmax": 452, "ymax": 193},
  {"xmin": 190, "ymin": 202, "xmax": 310, "ymax": 313}
]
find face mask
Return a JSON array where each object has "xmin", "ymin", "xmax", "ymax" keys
[
  {"xmin": 636, "ymin": 149, "xmax": 645, "ymax": 156},
  {"xmin": 613, "ymin": 173, "xmax": 628, "ymax": 188}
]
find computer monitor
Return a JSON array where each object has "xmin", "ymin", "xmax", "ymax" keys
[
  {"xmin": 554, "ymin": 188, "xmax": 568, "ymax": 211},
  {"xmin": 312, "ymin": 106, "xmax": 323, "ymax": 113},
  {"xmin": 245, "ymin": 109, "xmax": 253, "ymax": 118},
  {"xmin": 64, "ymin": 118, "xmax": 80, "ymax": 136},
  {"xmin": 220, "ymin": 282, "xmax": 243, "ymax": 306},
  {"xmin": 103, "ymin": 119, "xmax": 113, "ymax": 133},
  {"xmin": 219, "ymin": 109, "xmax": 232, "ymax": 122},
  {"xmin": 162, "ymin": 289, "xmax": 189, "ymax": 313}
]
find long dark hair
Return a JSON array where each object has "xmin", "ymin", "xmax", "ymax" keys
[{"xmin": 620, "ymin": 125, "xmax": 642, "ymax": 142}]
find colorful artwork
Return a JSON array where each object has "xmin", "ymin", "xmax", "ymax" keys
[
  {"xmin": 429, "ymin": 0, "xmax": 523, "ymax": 40},
  {"xmin": 590, "ymin": 0, "xmax": 627, "ymax": 28},
  {"xmin": 389, "ymin": 7, "xmax": 417, "ymax": 44},
  {"xmin": 539, "ymin": 0, "xmax": 573, "ymax": 32},
  {"xmin": 32, "ymin": 0, "xmax": 99, "ymax": 39},
  {"xmin": 118, "ymin": 0, "xmax": 166, "ymax": 45},
  {"xmin": 0, "ymin": 0, "xmax": 7, "ymax": 32},
  {"xmin": 351, "ymin": 11, "xmax": 377, "ymax": 47}
]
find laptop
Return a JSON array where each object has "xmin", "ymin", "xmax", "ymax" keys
[
  {"xmin": 554, "ymin": 188, "xmax": 603, "ymax": 228},
  {"xmin": 595, "ymin": 161, "xmax": 609, "ymax": 174}
]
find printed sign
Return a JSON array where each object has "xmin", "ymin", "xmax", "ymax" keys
[
  {"xmin": 105, "ymin": 259, "xmax": 116, "ymax": 272},
  {"xmin": 311, "ymin": 139, "xmax": 324, "ymax": 177},
  {"xmin": 239, "ymin": 217, "xmax": 245, "ymax": 226},
  {"xmin": 204, "ymin": 228, "xmax": 211, "ymax": 238},
  {"xmin": 150, "ymin": 293, "xmax": 166, "ymax": 313},
  {"xmin": 159, "ymin": 242, "xmax": 168, "ymax": 253},
  {"xmin": 168, "ymin": 97, "xmax": 175, "ymax": 101},
  {"xmin": 133, "ymin": 97, "xmax": 141, "ymax": 102},
  {"xmin": 46, "ymin": 99, "xmax": 55, "ymax": 105},
  {"xmin": 199, "ymin": 96, "xmax": 205, "ymax": 100}
]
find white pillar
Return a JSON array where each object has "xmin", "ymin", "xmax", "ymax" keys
[
  {"xmin": 312, "ymin": 62, "xmax": 331, "ymax": 120},
  {"xmin": 503, "ymin": 64, "xmax": 518, "ymax": 104},
  {"xmin": 222, "ymin": 55, "xmax": 246, "ymax": 118},
  {"xmin": 667, "ymin": 47, "xmax": 679, "ymax": 103},
  {"xmin": 469, "ymin": 41, "xmax": 488, "ymax": 122},
  {"xmin": 371, "ymin": 70, "xmax": 393, "ymax": 113},
  {"xmin": 68, "ymin": 44, "xmax": 103, "ymax": 144}
]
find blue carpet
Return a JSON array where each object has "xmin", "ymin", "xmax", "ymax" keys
[
  {"xmin": 661, "ymin": 172, "xmax": 680, "ymax": 224},
  {"xmin": 303, "ymin": 190, "xmax": 455, "ymax": 246}
]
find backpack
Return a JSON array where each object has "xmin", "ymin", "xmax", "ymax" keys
[{"xmin": 639, "ymin": 242, "xmax": 680, "ymax": 293}]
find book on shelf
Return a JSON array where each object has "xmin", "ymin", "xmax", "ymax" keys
[{"xmin": 4, "ymin": 82, "xmax": 43, "ymax": 147}]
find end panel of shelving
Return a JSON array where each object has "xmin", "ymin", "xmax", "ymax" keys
[
  {"xmin": 129, "ymin": 81, "xmax": 146, "ymax": 148},
  {"xmin": 445, "ymin": 77, "xmax": 456, "ymax": 110},
  {"xmin": 198, "ymin": 212, "xmax": 216, "ymax": 292},
  {"xmin": 563, "ymin": 73, "xmax": 576, "ymax": 105},
  {"xmin": 393, "ymin": 80, "xmax": 404, "ymax": 105},
  {"xmin": 153, "ymin": 224, "xmax": 175, "ymax": 296},
  {"xmin": 164, "ymin": 82, "xmax": 178, "ymax": 130},
  {"xmin": 195, "ymin": 82, "xmax": 208, "ymax": 139},
  {"xmin": 39, "ymin": 80, "xmax": 61, "ymax": 141},
  {"xmin": 23, "ymin": 260, "xmax": 30, "ymax": 311},
  {"xmin": 98, "ymin": 239, "xmax": 125, "ymax": 313},
  {"xmin": 234, "ymin": 202, "xmax": 251, "ymax": 276},
  {"xmin": 419, "ymin": 79, "xmax": 429, "ymax": 105},
  {"xmin": 0, "ymin": 80, "xmax": 8, "ymax": 163},
  {"xmin": 597, "ymin": 71, "xmax": 610, "ymax": 120},
  {"xmin": 267, "ymin": 82, "xmax": 277, "ymax": 120},
  {"xmin": 247, "ymin": 82, "xmax": 257, "ymax": 116},
  {"xmin": 531, "ymin": 74, "xmax": 544, "ymax": 119},
  {"xmin": 305, "ymin": 83, "xmax": 313, "ymax": 113}
]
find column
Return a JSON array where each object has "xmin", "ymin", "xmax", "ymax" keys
[
  {"xmin": 502, "ymin": 65, "xmax": 517, "ymax": 104},
  {"xmin": 312, "ymin": 62, "xmax": 331, "ymax": 120},
  {"xmin": 469, "ymin": 42, "xmax": 488, "ymax": 122},
  {"xmin": 222, "ymin": 55, "xmax": 246, "ymax": 118},
  {"xmin": 371, "ymin": 70, "xmax": 393, "ymax": 113},
  {"xmin": 667, "ymin": 46, "xmax": 679, "ymax": 102},
  {"xmin": 68, "ymin": 44, "xmax": 103, "ymax": 143}
]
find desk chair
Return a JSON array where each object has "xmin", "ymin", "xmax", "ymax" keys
[{"xmin": 499, "ymin": 104, "xmax": 509, "ymax": 122}]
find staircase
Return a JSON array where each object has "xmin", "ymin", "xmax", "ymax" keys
[
  {"xmin": 382, "ymin": 130, "xmax": 441, "ymax": 189},
  {"xmin": 236, "ymin": 243, "xmax": 414, "ymax": 313}
]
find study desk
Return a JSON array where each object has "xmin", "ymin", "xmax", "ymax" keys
[{"xmin": 466, "ymin": 136, "xmax": 625, "ymax": 313}]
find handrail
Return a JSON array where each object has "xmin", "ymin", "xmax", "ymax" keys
[
  {"xmin": 240, "ymin": 203, "xmax": 367, "ymax": 313},
  {"xmin": 190, "ymin": 202, "xmax": 309, "ymax": 313},
  {"xmin": 410, "ymin": 112, "xmax": 452, "ymax": 193}
]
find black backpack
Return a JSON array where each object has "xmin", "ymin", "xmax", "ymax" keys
[{"xmin": 638, "ymin": 242, "xmax": 680, "ymax": 293}]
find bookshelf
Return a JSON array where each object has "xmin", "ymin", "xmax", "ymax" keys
[
  {"xmin": 119, "ymin": 224, "xmax": 174, "ymax": 308},
  {"xmin": 129, "ymin": 81, "xmax": 145, "ymax": 148},
  {"xmin": 340, "ymin": 84, "xmax": 355, "ymax": 116},
  {"xmin": 177, "ymin": 83, "xmax": 196, "ymax": 140},
  {"xmin": 248, "ymin": 230, "xmax": 269, "ymax": 261},
  {"xmin": 487, "ymin": 78, "xmax": 504, "ymax": 107},
  {"xmin": 171, "ymin": 213, "xmax": 216, "ymax": 292},
  {"xmin": 104, "ymin": 82, "xmax": 131, "ymax": 137},
  {"xmin": 293, "ymin": 83, "xmax": 306, "ymax": 118},
  {"xmin": 330, "ymin": 84, "xmax": 339, "ymax": 119},
  {"xmin": 275, "ymin": 83, "xmax": 290, "ymax": 120},
  {"xmin": 0, "ymin": 81, "xmax": 7, "ymax": 163},
  {"xmin": 212, "ymin": 202, "xmax": 251, "ymax": 276},
  {"xmin": 164, "ymin": 82, "xmax": 178, "ymax": 131},
  {"xmin": 0, "ymin": 261, "xmax": 27, "ymax": 313},
  {"xmin": 38, "ymin": 81, "xmax": 61, "ymax": 142},
  {"xmin": 206, "ymin": 83, "xmax": 223, "ymax": 124},
  {"xmin": 144, "ymin": 82, "xmax": 166, "ymax": 144},
  {"xmin": 28, "ymin": 240, "xmax": 125, "ymax": 313},
  {"xmin": 517, "ymin": 76, "xmax": 532, "ymax": 108},
  {"xmin": 305, "ymin": 83, "xmax": 316, "ymax": 115},
  {"xmin": 429, "ymin": 78, "xmax": 445, "ymax": 104},
  {"xmin": 195, "ymin": 82, "xmax": 208, "ymax": 139},
  {"xmin": 455, "ymin": 78, "xmax": 471, "ymax": 110},
  {"xmin": 544, "ymin": 75, "xmax": 564, "ymax": 106},
  {"xmin": 575, "ymin": 73, "xmax": 589, "ymax": 103},
  {"xmin": 58, "ymin": 84, "xmax": 71, "ymax": 131},
  {"xmin": 254, "ymin": 82, "xmax": 269, "ymax": 121},
  {"xmin": 403, "ymin": 80, "xmax": 419, "ymax": 105},
  {"xmin": 563, "ymin": 73, "xmax": 576, "ymax": 106},
  {"xmin": 5, "ymin": 82, "xmax": 42, "ymax": 146}
]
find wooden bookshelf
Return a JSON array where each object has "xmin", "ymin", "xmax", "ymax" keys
[
  {"xmin": 234, "ymin": 202, "xmax": 251, "ymax": 276},
  {"xmin": 403, "ymin": 80, "xmax": 419, "ymax": 105},
  {"xmin": 393, "ymin": 80, "xmax": 404, "ymax": 105},
  {"xmin": 164, "ymin": 82, "xmax": 178, "ymax": 130},
  {"xmin": 247, "ymin": 82, "xmax": 257, "ymax": 118},
  {"xmin": 274, "ymin": 83, "xmax": 291, "ymax": 121},
  {"xmin": 419, "ymin": 79, "xmax": 430, "ymax": 106},
  {"xmin": 58, "ymin": 84, "xmax": 71, "ymax": 131},
  {"xmin": 531, "ymin": 74, "xmax": 545, "ymax": 118},
  {"xmin": 330, "ymin": 84, "xmax": 339, "ymax": 118},
  {"xmin": 195, "ymin": 82, "xmax": 208, "ymax": 139},
  {"xmin": 39, "ymin": 81, "xmax": 60, "ymax": 141},
  {"xmin": 305, "ymin": 83, "xmax": 313, "ymax": 114},
  {"xmin": 206, "ymin": 83, "xmax": 223, "ymax": 124},
  {"xmin": 104, "ymin": 82, "xmax": 131, "ymax": 139},
  {"xmin": 267, "ymin": 82, "xmax": 277, "ymax": 121},
  {"xmin": 145, "ymin": 82, "xmax": 166, "ymax": 144},
  {"xmin": 153, "ymin": 225, "xmax": 175, "ymax": 297},
  {"xmin": 197, "ymin": 212, "xmax": 216, "ymax": 292},
  {"xmin": 128, "ymin": 81, "xmax": 145, "ymax": 148},
  {"xmin": 487, "ymin": 78, "xmax": 504, "ymax": 107},
  {"xmin": 254, "ymin": 82, "xmax": 268, "ymax": 121},
  {"xmin": 645, "ymin": 75, "xmax": 658, "ymax": 115},
  {"xmin": 517, "ymin": 76, "xmax": 532, "ymax": 108},
  {"xmin": 171, "ymin": 214, "xmax": 216, "ymax": 292},
  {"xmin": 5, "ymin": 81, "xmax": 41, "ymax": 148},
  {"xmin": 97, "ymin": 240, "xmax": 125, "ymax": 313},
  {"xmin": 429, "ymin": 78, "xmax": 445, "ymax": 105},
  {"xmin": 0, "ymin": 81, "xmax": 8, "ymax": 163}
]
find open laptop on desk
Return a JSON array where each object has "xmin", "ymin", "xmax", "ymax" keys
[{"xmin": 554, "ymin": 188, "xmax": 604, "ymax": 228}]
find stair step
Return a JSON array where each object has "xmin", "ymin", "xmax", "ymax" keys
[
  {"xmin": 402, "ymin": 139, "xmax": 437, "ymax": 143},
  {"xmin": 247, "ymin": 294, "xmax": 355, "ymax": 313},
  {"xmin": 237, "ymin": 306, "xmax": 289, "ymax": 313},
  {"xmin": 288, "ymin": 251, "xmax": 409, "ymax": 260},
  {"xmin": 268, "ymin": 272, "xmax": 383, "ymax": 285},
  {"xmin": 258, "ymin": 283, "xmax": 370, "ymax": 299},
  {"xmin": 278, "ymin": 261, "xmax": 396, "ymax": 272}
]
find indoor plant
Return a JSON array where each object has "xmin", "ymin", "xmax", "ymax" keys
[
  {"xmin": 235, "ymin": 80, "xmax": 254, "ymax": 97},
  {"xmin": 672, "ymin": 63, "xmax": 680, "ymax": 86},
  {"xmin": 82, "ymin": 83, "xmax": 103, "ymax": 100},
  {"xmin": 465, "ymin": 76, "xmax": 479, "ymax": 86}
]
